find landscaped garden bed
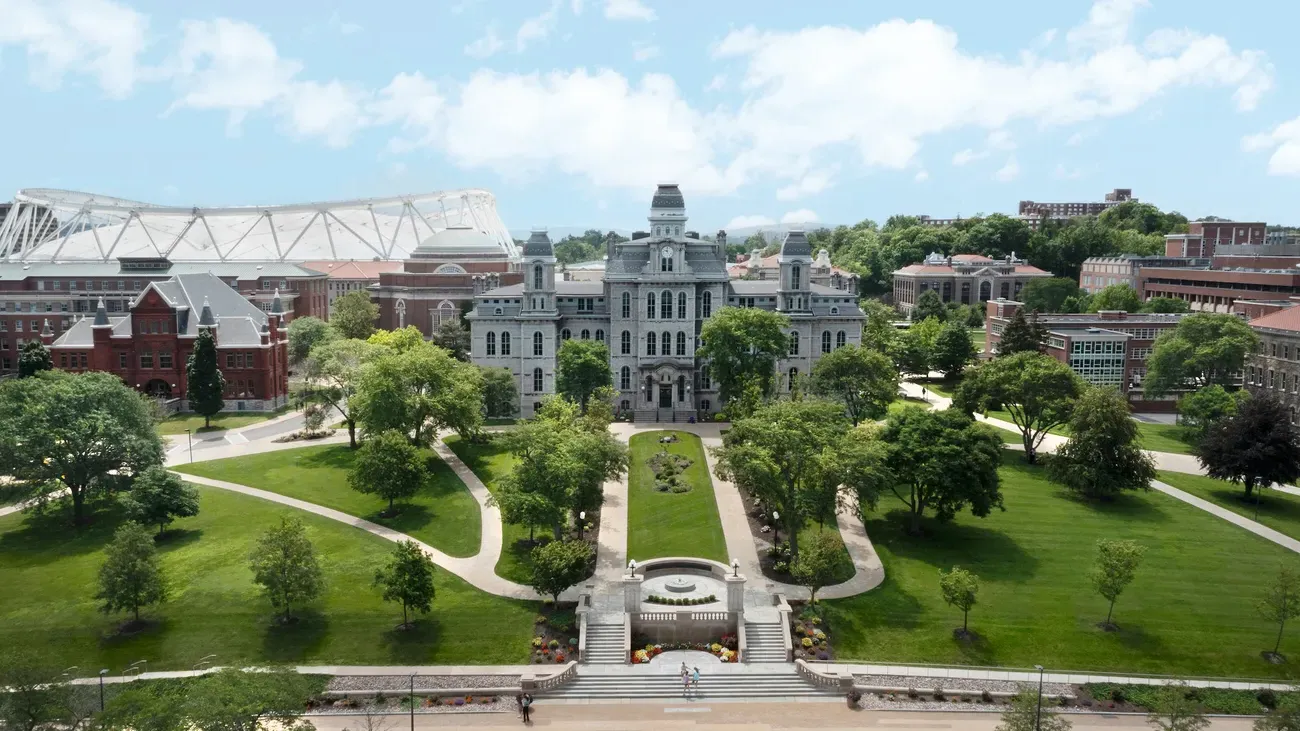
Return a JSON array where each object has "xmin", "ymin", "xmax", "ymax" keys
[
  {"xmin": 626, "ymin": 431, "xmax": 727, "ymax": 563},
  {"xmin": 630, "ymin": 633, "xmax": 739, "ymax": 663},
  {"xmin": 736, "ymin": 487, "xmax": 854, "ymax": 586},
  {"xmin": 530, "ymin": 603, "xmax": 579, "ymax": 665},
  {"xmin": 790, "ymin": 603, "xmax": 835, "ymax": 662},
  {"xmin": 645, "ymin": 593, "xmax": 718, "ymax": 606}
]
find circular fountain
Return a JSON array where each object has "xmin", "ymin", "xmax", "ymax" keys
[{"xmin": 664, "ymin": 577, "xmax": 696, "ymax": 593}]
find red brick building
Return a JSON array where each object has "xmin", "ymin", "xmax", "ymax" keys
[
  {"xmin": 1164, "ymin": 221, "xmax": 1267, "ymax": 258},
  {"xmin": 45, "ymin": 272, "xmax": 289, "ymax": 412}
]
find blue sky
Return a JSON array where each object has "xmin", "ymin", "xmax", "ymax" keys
[{"xmin": 3, "ymin": 0, "xmax": 1300, "ymax": 234}]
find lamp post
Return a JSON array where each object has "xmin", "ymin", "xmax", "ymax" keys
[
  {"xmin": 409, "ymin": 673, "xmax": 416, "ymax": 731},
  {"xmin": 731, "ymin": 558, "xmax": 739, "ymax": 577},
  {"xmin": 184, "ymin": 428, "xmax": 193, "ymax": 463},
  {"xmin": 628, "ymin": 559, "xmax": 637, "ymax": 577},
  {"xmin": 99, "ymin": 669, "xmax": 108, "ymax": 712},
  {"xmin": 578, "ymin": 511, "xmax": 586, "ymax": 541},
  {"xmin": 772, "ymin": 510, "xmax": 780, "ymax": 544},
  {"xmin": 1034, "ymin": 664, "xmax": 1045, "ymax": 731}
]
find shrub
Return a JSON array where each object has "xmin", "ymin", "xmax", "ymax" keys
[
  {"xmin": 814, "ymin": 630, "xmax": 827, "ymax": 641},
  {"xmin": 555, "ymin": 654, "xmax": 565, "ymax": 663},
  {"xmin": 847, "ymin": 689, "xmax": 862, "ymax": 705},
  {"xmin": 1109, "ymin": 687, "xmax": 1127, "ymax": 703},
  {"xmin": 548, "ymin": 639, "xmax": 560, "ymax": 648},
  {"xmin": 1259, "ymin": 689, "xmax": 1278, "ymax": 709},
  {"xmin": 981, "ymin": 690, "xmax": 993, "ymax": 703},
  {"xmin": 934, "ymin": 688, "xmax": 945, "ymax": 701},
  {"xmin": 773, "ymin": 560, "xmax": 788, "ymax": 573},
  {"xmin": 802, "ymin": 637, "xmax": 814, "ymax": 648},
  {"xmin": 534, "ymin": 614, "xmax": 546, "ymax": 624},
  {"xmin": 531, "ymin": 637, "xmax": 543, "ymax": 648},
  {"xmin": 907, "ymin": 688, "xmax": 919, "ymax": 699},
  {"xmin": 568, "ymin": 637, "xmax": 578, "ymax": 646},
  {"xmin": 817, "ymin": 651, "xmax": 830, "ymax": 661}
]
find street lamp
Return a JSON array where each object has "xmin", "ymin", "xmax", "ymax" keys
[
  {"xmin": 772, "ymin": 511, "xmax": 780, "ymax": 544},
  {"xmin": 578, "ymin": 511, "xmax": 586, "ymax": 541},
  {"xmin": 731, "ymin": 558, "xmax": 740, "ymax": 577},
  {"xmin": 1034, "ymin": 664, "xmax": 1045, "ymax": 731},
  {"xmin": 628, "ymin": 559, "xmax": 637, "ymax": 577},
  {"xmin": 99, "ymin": 669, "xmax": 109, "ymax": 712},
  {"xmin": 184, "ymin": 428, "xmax": 193, "ymax": 463},
  {"xmin": 408, "ymin": 673, "xmax": 416, "ymax": 731}
]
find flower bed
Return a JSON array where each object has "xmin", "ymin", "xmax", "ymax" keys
[
  {"xmin": 529, "ymin": 604, "xmax": 578, "ymax": 665},
  {"xmin": 630, "ymin": 634, "xmax": 740, "ymax": 663},
  {"xmin": 645, "ymin": 594, "xmax": 718, "ymax": 606},
  {"xmin": 648, "ymin": 448, "xmax": 694, "ymax": 493},
  {"xmin": 790, "ymin": 604, "xmax": 835, "ymax": 662}
]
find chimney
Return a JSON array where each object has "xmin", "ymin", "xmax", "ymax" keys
[
  {"xmin": 260, "ymin": 319, "xmax": 271, "ymax": 346},
  {"xmin": 269, "ymin": 288, "xmax": 284, "ymax": 332},
  {"xmin": 748, "ymin": 249, "xmax": 762, "ymax": 271}
]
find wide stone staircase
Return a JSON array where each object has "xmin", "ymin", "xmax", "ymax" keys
[
  {"xmin": 538, "ymin": 668, "xmax": 838, "ymax": 700},
  {"xmin": 744, "ymin": 620, "xmax": 788, "ymax": 663},
  {"xmin": 582, "ymin": 621, "xmax": 627, "ymax": 665}
]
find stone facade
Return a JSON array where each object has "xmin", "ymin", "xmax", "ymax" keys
[
  {"xmin": 1245, "ymin": 304, "xmax": 1300, "ymax": 424},
  {"xmin": 892, "ymin": 252, "xmax": 1051, "ymax": 314},
  {"xmin": 468, "ymin": 185, "xmax": 865, "ymax": 420}
]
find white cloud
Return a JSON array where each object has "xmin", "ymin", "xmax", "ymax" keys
[
  {"xmin": 781, "ymin": 209, "xmax": 819, "ymax": 224},
  {"xmin": 388, "ymin": 161, "xmax": 407, "ymax": 178},
  {"xmin": 1052, "ymin": 162, "xmax": 1084, "ymax": 180},
  {"xmin": 951, "ymin": 148, "xmax": 986, "ymax": 166},
  {"xmin": 465, "ymin": 25, "xmax": 504, "ymax": 58},
  {"xmin": 986, "ymin": 128, "xmax": 1015, "ymax": 150},
  {"xmin": 914, "ymin": 169, "xmax": 930, "ymax": 182},
  {"xmin": 604, "ymin": 0, "xmax": 655, "ymax": 21},
  {"xmin": 1068, "ymin": 0, "xmax": 1145, "ymax": 49},
  {"xmin": 369, "ymin": 72, "xmax": 445, "ymax": 152},
  {"xmin": 776, "ymin": 170, "xmax": 833, "ymax": 200},
  {"xmin": 1243, "ymin": 118, "xmax": 1300, "ymax": 176},
  {"xmin": 516, "ymin": 0, "xmax": 561, "ymax": 52},
  {"xmin": 280, "ymin": 79, "xmax": 369, "ymax": 148},
  {"xmin": 993, "ymin": 157, "xmax": 1020, "ymax": 182},
  {"xmin": 1066, "ymin": 131, "xmax": 1087, "ymax": 146},
  {"xmin": 705, "ymin": 74, "xmax": 726, "ymax": 92},
  {"xmin": 632, "ymin": 43, "xmax": 660, "ymax": 62},
  {"xmin": 570, "ymin": 0, "xmax": 585, "ymax": 13},
  {"xmin": 328, "ymin": 11, "xmax": 361, "ymax": 35},
  {"xmin": 725, "ymin": 214, "xmax": 775, "ymax": 229},
  {"xmin": 0, "ymin": 0, "xmax": 149, "ymax": 98}
]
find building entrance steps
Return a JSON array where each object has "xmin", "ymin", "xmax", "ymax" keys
[
  {"xmin": 582, "ymin": 621, "xmax": 627, "ymax": 665},
  {"xmin": 537, "ymin": 663, "xmax": 837, "ymax": 700},
  {"xmin": 744, "ymin": 621, "xmax": 789, "ymax": 663}
]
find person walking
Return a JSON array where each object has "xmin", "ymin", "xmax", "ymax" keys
[
  {"xmin": 691, "ymin": 666, "xmax": 700, "ymax": 696},
  {"xmin": 521, "ymin": 692, "xmax": 532, "ymax": 723},
  {"xmin": 681, "ymin": 666, "xmax": 690, "ymax": 697}
]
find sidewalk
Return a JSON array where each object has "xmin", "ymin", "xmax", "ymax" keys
[{"xmin": 846, "ymin": 661, "xmax": 1300, "ymax": 692}]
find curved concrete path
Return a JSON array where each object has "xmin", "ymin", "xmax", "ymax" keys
[{"xmin": 901, "ymin": 380, "xmax": 1300, "ymax": 558}]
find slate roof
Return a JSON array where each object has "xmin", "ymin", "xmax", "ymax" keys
[
  {"xmin": 1250, "ymin": 305, "xmax": 1300, "ymax": 333},
  {"xmin": 780, "ymin": 230, "xmax": 812, "ymax": 258},
  {"xmin": 651, "ymin": 184, "xmax": 685, "ymax": 209},
  {"xmin": 522, "ymin": 230, "xmax": 554, "ymax": 257},
  {"xmin": 480, "ymin": 280, "xmax": 604, "ymax": 297},
  {"xmin": 299, "ymin": 260, "xmax": 403, "ymax": 279}
]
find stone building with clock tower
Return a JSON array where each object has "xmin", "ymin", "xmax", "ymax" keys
[{"xmin": 467, "ymin": 184, "xmax": 865, "ymax": 420}]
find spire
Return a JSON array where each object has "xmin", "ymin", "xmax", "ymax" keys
[
  {"xmin": 40, "ymin": 319, "xmax": 52, "ymax": 337},
  {"xmin": 271, "ymin": 289, "xmax": 283, "ymax": 315},
  {"xmin": 260, "ymin": 319, "xmax": 270, "ymax": 334},
  {"xmin": 92, "ymin": 298, "xmax": 110, "ymax": 327},
  {"xmin": 198, "ymin": 297, "xmax": 216, "ymax": 328}
]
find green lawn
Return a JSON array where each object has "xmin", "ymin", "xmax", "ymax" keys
[
  {"xmin": 157, "ymin": 408, "xmax": 290, "ymax": 435},
  {"xmin": 887, "ymin": 397, "xmax": 932, "ymax": 417},
  {"xmin": 443, "ymin": 435, "xmax": 535, "ymax": 584},
  {"xmin": 1133, "ymin": 421, "xmax": 1194, "ymax": 455},
  {"xmin": 173, "ymin": 444, "xmax": 480, "ymax": 559},
  {"xmin": 794, "ymin": 522, "xmax": 856, "ymax": 585},
  {"xmin": 822, "ymin": 454, "xmax": 1300, "ymax": 679},
  {"xmin": 914, "ymin": 378, "xmax": 960, "ymax": 399},
  {"xmin": 1157, "ymin": 471, "xmax": 1300, "ymax": 542},
  {"xmin": 0, "ymin": 487, "xmax": 537, "ymax": 671},
  {"xmin": 626, "ymin": 432, "xmax": 727, "ymax": 563}
]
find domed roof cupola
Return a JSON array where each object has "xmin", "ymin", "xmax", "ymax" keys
[{"xmin": 522, "ymin": 228, "xmax": 554, "ymax": 258}]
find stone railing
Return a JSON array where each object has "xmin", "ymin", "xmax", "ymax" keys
[
  {"xmin": 575, "ymin": 583, "xmax": 593, "ymax": 662},
  {"xmin": 623, "ymin": 618, "xmax": 632, "ymax": 666},
  {"xmin": 522, "ymin": 661, "xmax": 578, "ymax": 691},
  {"xmin": 775, "ymin": 592, "xmax": 793, "ymax": 662},
  {"xmin": 796, "ymin": 659, "xmax": 854, "ymax": 690}
]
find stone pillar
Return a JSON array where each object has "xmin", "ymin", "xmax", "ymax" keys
[
  {"xmin": 725, "ymin": 573, "xmax": 746, "ymax": 613},
  {"xmin": 623, "ymin": 574, "xmax": 643, "ymax": 612}
]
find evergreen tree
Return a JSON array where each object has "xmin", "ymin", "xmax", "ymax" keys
[
  {"xmin": 430, "ymin": 319, "xmax": 471, "ymax": 362},
  {"xmin": 1048, "ymin": 387, "xmax": 1156, "ymax": 500},
  {"xmin": 186, "ymin": 328, "xmax": 225, "ymax": 428},
  {"xmin": 995, "ymin": 309, "xmax": 1047, "ymax": 356},
  {"xmin": 17, "ymin": 339, "xmax": 52, "ymax": 378},
  {"xmin": 96, "ymin": 521, "xmax": 167, "ymax": 625}
]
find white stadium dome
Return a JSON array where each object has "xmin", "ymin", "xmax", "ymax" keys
[{"xmin": 0, "ymin": 188, "xmax": 516, "ymax": 263}]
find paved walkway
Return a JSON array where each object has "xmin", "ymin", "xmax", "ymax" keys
[{"xmin": 845, "ymin": 661, "xmax": 1300, "ymax": 691}]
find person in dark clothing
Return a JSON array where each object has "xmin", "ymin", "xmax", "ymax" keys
[{"xmin": 521, "ymin": 692, "xmax": 533, "ymax": 723}]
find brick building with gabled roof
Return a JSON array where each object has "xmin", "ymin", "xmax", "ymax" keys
[{"xmin": 45, "ymin": 272, "xmax": 289, "ymax": 412}]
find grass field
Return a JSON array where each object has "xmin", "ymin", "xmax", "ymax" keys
[
  {"xmin": 157, "ymin": 408, "xmax": 290, "ymax": 435},
  {"xmin": 1158, "ymin": 471, "xmax": 1300, "ymax": 542},
  {"xmin": 0, "ymin": 487, "xmax": 537, "ymax": 671},
  {"xmin": 442, "ymin": 435, "xmax": 535, "ymax": 584},
  {"xmin": 173, "ymin": 444, "xmax": 481, "ymax": 559},
  {"xmin": 1133, "ymin": 422, "xmax": 1194, "ymax": 455},
  {"xmin": 887, "ymin": 397, "xmax": 933, "ymax": 417},
  {"xmin": 822, "ymin": 454, "xmax": 1300, "ymax": 679},
  {"xmin": 626, "ymin": 431, "xmax": 727, "ymax": 563}
]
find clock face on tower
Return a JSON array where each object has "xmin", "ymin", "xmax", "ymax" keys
[{"xmin": 660, "ymin": 245, "xmax": 673, "ymax": 259}]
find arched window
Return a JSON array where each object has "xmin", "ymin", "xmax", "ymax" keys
[
  {"xmin": 533, "ymin": 331, "xmax": 543, "ymax": 356},
  {"xmin": 621, "ymin": 291, "xmax": 631, "ymax": 318},
  {"xmin": 621, "ymin": 330, "xmax": 631, "ymax": 355},
  {"xmin": 678, "ymin": 291, "xmax": 687, "ymax": 319},
  {"xmin": 533, "ymin": 368, "xmax": 543, "ymax": 393},
  {"xmin": 660, "ymin": 290, "xmax": 673, "ymax": 319},
  {"xmin": 396, "ymin": 299, "xmax": 407, "ymax": 328},
  {"xmin": 677, "ymin": 375, "xmax": 686, "ymax": 402},
  {"xmin": 438, "ymin": 300, "xmax": 455, "ymax": 327},
  {"xmin": 821, "ymin": 331, "xmax": 832, "ymax": 353},
  {"xmin": 533, "ymin": 265, "xmax": 543, "ymax": 290},
  {"xmin": 661, "ymin": 250, "xmax": 673, "ymax": 272},
  {"xmin": 501, "ymin": 331, "xmax": 511, "ymax": 355},
  {"xmin": 788, "ymin": 333, "xmax": 799, "ymax": 356},
  {"xmin": 647, "ymin": 331, "xmax": 657, "ymax": 356},
  {"xmin": 486, "ymin": 332, "xmax": 496, "ymax": 356},
  {"xmin": 561, "ymin": 328, "xmax": 571, "ymax": 341},
  {"xmin": 979, "ymin": 281, "xmax": 991, "ymax": 301},
  {"xmin": 647, "ymin": 291, "xmax": 656, "ymax": 319},
  {"xmin": 580, "ymin": 329, "xmax": 590, "ymax": 340},
  {"xmin": 788, "ymin": 367, "xmax": 798, "ymax": 392},
  {"xmin": 676, "ymin": 331, "xmax": 687, "ymax": 356},
  {"xmin": 791, "ymin": 264, "xmax": 801, "ymax": 290},
  {"xmin": 700, "ymin": 365, "xmax": 711, "ymax": 390},
  {"xmin": 702, "ymin": 291, "xmax": 712, "ymax": 318},
  {"xmin": 661, "ymin": 331, "xmax": 671, "ymax": 355},
  {"xmin": 836, "ymin": 330, "xmax": 846, "ymax": 348},
  {"xmin": 595, "ymin": 329, "xmax": 604, "ymax": 343},
  {"xmin": 620, "ymin": 366, "xmax": 631, "ymax": 390},
  {"xmin": 621, "ymin": 399, "xmax": 630, "ymax": 412},
  {"xmin": 830, "ymin": 306, "xmax": 839, "ymax": 315}
]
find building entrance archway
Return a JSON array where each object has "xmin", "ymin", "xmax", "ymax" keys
[{"xmin": 144, "ymin": 379, "xmax": 172, "ymax": 399}]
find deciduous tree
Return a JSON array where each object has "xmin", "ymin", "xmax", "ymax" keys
[
  {"xmin": 0, "ymin": 371, "xmax": 164, "ymax": 526},
  {"xmin": 954, "ymin": 352, "xmax": 1083, "ymax": 463},
  {"xmin": 348, "ymin": 429, "xmax": 427, "ymax": 512},
  {"xmin": 861, "ymin": 298, "xmax": 898, "ymax": 353},
  {"xmin": 1177, "ymin": 384, "xmax": 1243, "ymax": 440},
  {"xmin": 889, "ymin": 316, "xmax": 942, "ymax": 377},
  {"xmin": 248, "ymin": 516, "xmax": 325, "ymax": 623},
  {"xmin": 1142, "ymin": 297, "xmax": 1191, "ymax": 314},
  {"xmin": 931, "ymin": 320, "xmax": 977, "ymax": 379},
  {"xmin": 1087, "ymin": 284, "xmax": 1143, "ymax": 313},
  {"xmin": 1048, "ymin": 387, "xmax": 1156, "ymax": 500},
  {"xmin": 697, "ymin": 306, "xmax": 791, "ymax": 405},
  {"xmin": 0, "ymin": 654, "xmax": 79, "ymax": 731},
  {"xmin": 17, "ymin": 339, "xmax": 52, "ymax": 378},
  {"xmin": 911, "ymin": 289, "xmax": 948, "ymax": 322},
  {"xmin": 1091, "ymin": 538, "xmax": 1145, "ymax": 629},
  {"xmin": 121, "ymin": 466, "xmax": 200, "ymax": 536},
  {"xmin": 1196, "ymin": 393, "xmax": 1300, "ymax": 498},
  {"xmin": 555, "ymin": 339, "xmax": 612, "ymax": 413},
  {"xmin": 354, "ymin": 341, "xmax": 484, "ymax": 445},
  {"xmin": 96, "ymin": 521, "xmax": 167, "ymax": 625},
  {"xmin": 374, "ymin": 539, "xmax": 436, "ymax": 629},
  {"xmin": 302, "ymin": 338, "xmax": 380, "ymax": 448},
  {"xmin": 791, "ymin": 531, "xmax": 844, "ymax": 604},
  {"xmin": 480, "ymin": 365, "xmax": 518, "ymax": 418},
  {"xmin": 331, "ymin": 290, "xmax": 380, "ymax": 340},
  {"xmin": 811, "ymin": 344, "xmax": 898, "ymax": 425},
  {"xmin": 996, "ymin": 688, "xmax": 1073, "ymax": 731},
  {"xmin": 938, "ymin": 566, "xmax": 980, "ymax": 635},
  {"xmin": 286, "ymin": 315, "xmax": 335, "ymax": 365},
  {"xmin": 1258, "ymin": 567, "xmax": 1300, "ymax": 660},
  {"xmin": 1144, "ymin": 313, "xmax": 1258, "ymax": 397},
  {"xmin": 1020, "ymin": 277, "xmax": 1083, "ymax": 313},
  {"xmin": 186, "ymin": 328, "xmax": 225, "ymax": 428},
  {"xmin": 881, "ymin": 408, "xmax": 1004, "ymax": 535},
  {"xmin": 367, "ymin": 325, "xmax": 426, "ymax": 353},
  {"xmin": 1255, "ymin": 695, "xmax": 1300, "ymax": 731},
  {"xmin": 529, "ymin": 539, "xmax": 592, "ymax": 603}
]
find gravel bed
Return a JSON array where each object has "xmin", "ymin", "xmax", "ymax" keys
[
  {"xmin": 327, "ymin": 675, "xmax": 521, "ymax": 692},
  {"xmin": 310, "ymin": 696, "xmax": 515, "ymax": 715},
  {"xmin": 853, "ymin": 674, "xmax": 1073, "ymax": 696},
  {"xmin": 856, "ymin": 695, "xmax": 1007, "ymax": 712}
]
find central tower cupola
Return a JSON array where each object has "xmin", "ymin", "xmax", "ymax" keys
[{"xmin": 648, "ymin": 183, "xmax": 687, "ymax": 239}]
